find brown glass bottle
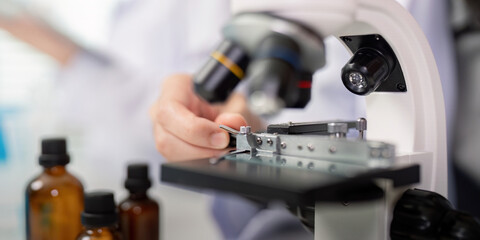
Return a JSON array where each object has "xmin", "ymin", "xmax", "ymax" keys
[
  {"xmin": 119, "ymin": 164, "xmax": 160, "ymax": 240},
  {"xmin": 76, "ymin": 192, "xmax": 122, "ymax": 240},
  {"xmin": 26, "ymin": 138, "xmax": 84, "ymax": 240}
]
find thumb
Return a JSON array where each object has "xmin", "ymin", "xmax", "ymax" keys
[
  {"xmin": 214, "ymin": 113, "xmax": 248, "ymax": 147},
  {"xmin": 214, "ymin": 113, "xmax": 248, "ymax": 131}
]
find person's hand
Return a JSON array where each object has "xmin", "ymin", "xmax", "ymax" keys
[
  {"xmin": 150, "ymin": 74, "xmax": 261, "ymax": 162},
  {"xmin": 0, "ymin": 13, "xmax": 78, "ymax": 65}
]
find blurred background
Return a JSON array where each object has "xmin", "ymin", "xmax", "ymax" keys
[{"xmin": 0, "ymin": 0, "xmax": 222, "ymax": 239}]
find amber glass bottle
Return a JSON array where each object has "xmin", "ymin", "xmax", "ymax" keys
[
  {"xmin": 76, "ymin": 192, "xmax": 122, "ymax": 240},
  {"xmin": 119, "ymin": 164, "xmax": 160, "ymax": 240},
  {"xmin": 25, "ymin": 138, "xmax": 84, "ymax": 240}
]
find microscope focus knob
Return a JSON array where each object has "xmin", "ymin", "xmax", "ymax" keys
[{"xmin": 391, "ymin": 189, "xmax": 480, "ymax": 240}]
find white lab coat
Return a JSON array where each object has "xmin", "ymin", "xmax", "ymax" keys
[{"xmin": 54, "ymin": 0, "xmax": 231, "ymax": 191}]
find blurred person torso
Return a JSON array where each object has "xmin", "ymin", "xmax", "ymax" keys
[{"xmin": 55, "ymin": 0, "xmax": 231, "ymax": 192}]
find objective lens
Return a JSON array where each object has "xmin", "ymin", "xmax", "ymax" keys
[
  {"xmin": 247, "ymin": 33, "xmax": 301, "ymax": 115},
  {"xmin": 193, "ymin": 40, "xmax": 249, "ymax": 103},
  {"xmin": 348, "ymin": 72, "xmax": 367, "ymax": 89}
]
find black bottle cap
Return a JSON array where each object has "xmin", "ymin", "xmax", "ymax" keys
[
  {"xmin": 39, "ymin": 138, "xmax": 70, "ymax": 167},
  {"xmin": 125, "ymin": 164, "xmax": 151, "ymax": 193},
  {"xmin": 81, "ymin": 192, "xmax": 118, "ymax": 228}
]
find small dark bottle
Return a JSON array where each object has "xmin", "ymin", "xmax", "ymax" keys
[
  {"xmin": 76, "ymin": 192, "xmax": 122, "ymax": 240},
  {"xmin": 119, "ymin": 164, "xmax": 160, "ymax": 240},
  {"xmin": 25, "ymin": 138, "xmax": 84, "ymax": 240}
]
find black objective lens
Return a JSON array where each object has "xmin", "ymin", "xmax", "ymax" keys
[
  {"xmin": 291, "ymin": 71, "xmax": 312, "ymax": 108},
  {"xmin": 341, "ymin": 48, "xmax": 394, "ymax": 95},
  {"xmin": 193, "ymin": 40, "xmax": 249, "ymax": 103},
  {"xmin": 247, "ymin": 33, "xmax": 302, "ymax": 115}
]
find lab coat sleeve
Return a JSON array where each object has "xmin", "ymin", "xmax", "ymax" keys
[
  {"xmin": 54, "ymin": 49, "xmax": 159, "ymax": 129},
  {"xmin": 210, "ymin": 193, "xmax": 313, "ymax": 240}
]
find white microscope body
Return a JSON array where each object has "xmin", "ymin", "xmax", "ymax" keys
[{"xmin": 231, "ymin": 0, "xmax": 447, "ymax": 239}]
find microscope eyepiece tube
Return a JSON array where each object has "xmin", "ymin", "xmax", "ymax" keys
[
  {"xmin": 193, "ymin": 40, "xmax": 250, "ymax": 103},
  {"xmin": 341, "ymin": 47, "xmax": 394, "ymax": 95}
]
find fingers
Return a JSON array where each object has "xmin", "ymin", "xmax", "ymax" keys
[
  {"xmin": 160, "ymin": 74, "xmax": 218, "ymax": 119},
  {"xmin": 153, "ymin": 74, "xmax": 229, "ymax": 149},
  {"xmin": 153, "ymin": 122, "xmax": 228, "ymax": 162},
  {"xmin": 155, "ymin": 100, "xmax": 230, "ymax": 149},
  {"xmin": 214, "ymin": 113, "xmax": 248, "ymax": 130},
  {"xmin": 160, "ymin": 74, "xmax": 193, "ymax": 104},
  {"xmin": 150, "ymin": 74, "xmax": 252, "ymax": 162},
  {"xmin": 220, "ymin": 92, "xmax": 265, "ymax": 132}
]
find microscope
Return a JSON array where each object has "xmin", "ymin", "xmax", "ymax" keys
[{"xmin": 162, "ymin": 0, "xmax": 480, "ymax": 239}]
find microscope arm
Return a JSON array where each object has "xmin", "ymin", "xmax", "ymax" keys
[
  {"xmin": 229, "ymin": 1, "xmax": 447, "ymax": 239},
  {"xmin": 232, "ymin": 0, "xmax": 446, "ymax": 196}
]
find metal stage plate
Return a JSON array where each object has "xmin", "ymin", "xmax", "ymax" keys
[{"xmin": 161, "ymin": 154, "xmax": 419, "ymax": 205}]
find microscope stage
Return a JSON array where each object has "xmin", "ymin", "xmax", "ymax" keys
[{"xmin": 161, "ymin": 154, "xmax": 419, "ymax": 205}]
